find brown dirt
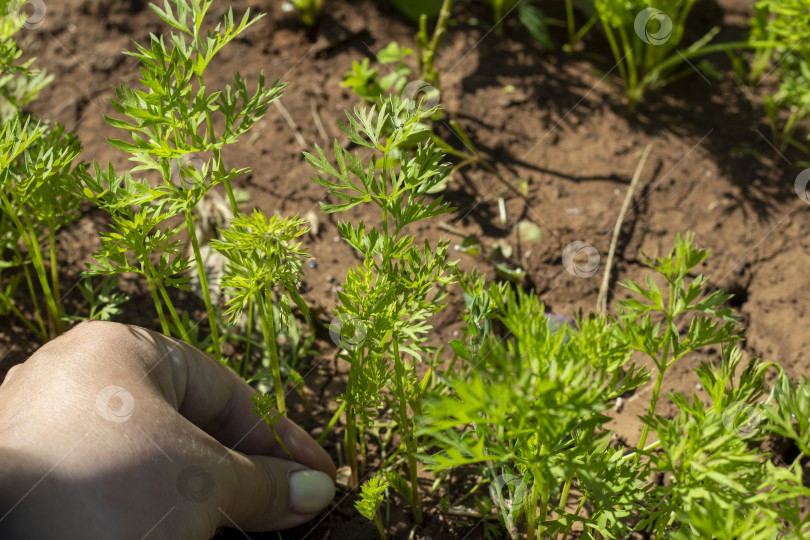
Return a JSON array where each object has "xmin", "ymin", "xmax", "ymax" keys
[{"xmin": 2, "ymin": 0, "xmax": 809, "ymax": 538}]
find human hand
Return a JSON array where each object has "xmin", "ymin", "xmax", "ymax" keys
[{"xmin": 0, "ymin": 321, "xmax": 336, "ymax": 539}]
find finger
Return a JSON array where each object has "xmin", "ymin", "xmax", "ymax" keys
[
  {"xmin": 222, "ymin": 452, "xmax": 335, "ymax": 531},
  {"xmin": 129, "ymin": 325, "xmax": 336, "ymax": 480}
]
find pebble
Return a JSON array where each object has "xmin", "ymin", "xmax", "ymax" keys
[
  {"xmin": 309, "ymin": 261, "xmax": 317, "ymax": 268},
  {"xmin": 310, "ymin": 426, "xmax": 324, "ymax": 437},
  {"xmin": 335, "ymin": 465, "xmax": 352, "ymax": 490}
]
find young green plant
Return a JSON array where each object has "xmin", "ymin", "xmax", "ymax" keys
[
  {"xmin": 748, "ymin": 0, "xmax": 810, "ymax": 153},
  {"xmin": 341, "ymin": 41, "xmax": 519, "ymax": 198},
  {"xmin": 0, "ymin": 5, "xmax": 86, "ymax": 340},
  {"xmin": 356, "ymin": 474, "xmax": 390, "ymax": 539},
  {"xmin": 593, "ymin": 0, "xmax": 772, "ymax": 108},
  {"xmin": 77, "ymin": 0, "xmax": 284, "ymax": 363},
  {"xmin": 306, "ymin": 96, "xmax": 456, "ymax": 525},
  {"xmin": 211, "ymin": 211, "xmax": 310, "ymax": 416},
  {"xmin": 419, "ymin": 233, "xmax": 802, "ymax": 538}
]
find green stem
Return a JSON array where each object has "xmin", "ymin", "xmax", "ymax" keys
[
  {"xmin": 373, "ymin": 510, "xmax": 386, "ymax": 539},
  {"xmin": 144, "ymin": 270, "xmax": 171, "ymax": 336},
  {"xmin": 0, "ymin": 190, "xmax": 64, "ymax": 336},
  {"xmin": 561, "ymin": 496, "xmax": 587, "ymax": 540},
  {"xmin": 419, "ymin": 0, "xmax": 453, "ymax": 86},
  {"xmin": 198, "ymin": 72, "xmax": 239, "ymax": 215},
  {"xmin": 21, "ymin": 262, "xmax": 47, "ymax": 339},
  {"xmin": 557, "ymin": 472, "xmax": 573, "ymax": 527},
  {"xmin": 316, "ymin": 400, "xmax": 347, "ymax": 445},
  {"xmin": 635, "ymin": 359, "xmax": 667, "ymax": 466},
  {"xmin": 620, "ymin": 439, "xmax": 662, "ymax": 464},
  {"xmin": 600, "ymin": 19, "xmax": 628, "ymax": 94},
  {"xmin": 156, "ymin": 279, "xmax": 191, "ymax": 344},
  {"xmin": 391, "ymin": 338, "xmax": 423, "ymax": 525},
  {"xmin": 638, "ymin": 39, "xmax": 779, "ymax": 99},
  {"xmin": 0, "ymin": 288, "xmax": 47, "ymax": 341},
  {"xmin": 185, "ymin": 211, "xmax": 223, "ymax": 360},
  {"xmin": 256, "ymin": 287, "xmax": 286, "ymax": 415},
  {"xmin": 47, "ymin": 220, "xmax": 61, "ymax": 319},
  {"xmin": 345, "ymin": 400, "xmax": 360, "ymax": 487},
  {"xmin": 780, "ymin": 108, "xmax": 802, "ymax": 152},
  {"xmin": 525, "ymin": 477, "xmax": 544, "ymax": 540},
  {"xmin": 242, "ymin": 296, "xmax": 254, "ymax": 379},
  {"xmin": 565, "ymin": 0, "xmax": 575, "ymax": 47},
  {"xmin": 617, "ymin": 24, "xmax": 637, "ymax": 101},
  {"xmin": 635, "ymin": 276, "xmax": 675, "ymax": 465}
]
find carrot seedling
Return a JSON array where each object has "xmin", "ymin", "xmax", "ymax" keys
[{"xmin": 306, "ymin": 96, "xmax": 456, "ymax": 524}]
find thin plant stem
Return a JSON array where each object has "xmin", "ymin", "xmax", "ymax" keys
[
  {"xmin": 316, "ymin": 400, "xmax": 347, "ymax": 445},
  {"xmin": 557, "ymin": 472, "xmax": 574, "ymax": 529},
  {"xmin": 1, "ymin": 192, "xmax": 64, "ymax": 335},
  {"xmin": 391, "ymin": 337, "xmax": 423, "ymax": 525},
  {"xmin": 47, "ymin": 221, "xmax": 61, "ymax": 317},
  {"xmin": 359, "ymin": 423, "xmax": 368, "ymax": 473},
  {"xmin": 417, "ymin": 0, "xmax": 453, "ymax": 86},
  {"xmin": 241, "ymin": 296, "xmax": 254, "ymax": 379},
  {"xmin": 635, "ymin": 361, "xmax": 667, "ymax": 466},
  {"xmin": 156, "ymin": 279, "xmax": 192, "ymax": 344},
  {"xmin": 565, "ymin": 0, "xmax": 575, "ymax": 46},
  {"xmin": 526, "ymin": 477, "xmax": 543, "ymax": 540},
  {"xmin": 144, "ymin": 271, "xmax": 171, "ymax": 336},
  {"xmin": 373, "ymin": 510, "xmax": 386, "ymax": 539},
  {"xmin": 345, "ymin": 400, "xmax": 360, "ymax": 487},
  {"xmin": 0, "ymin": 288, "xmax": 47, "ymax": 341},
  {"xmin": 185, "ymin": 211, "xmax": 223, "ymax": 360},
  {"xmin": 197, "ymin": 72, "xmax": 239, "ymax": 215},
  {"xmin": 21, "ymin": 262, "xmax": 47, "ymax": 338},
  {"xmin": 561, "ymin": 496, "xmax": 587, "ymax": 540},
  {"xmin": 256, "ymin": 287, "xmax": 286, "ymax": 415}
]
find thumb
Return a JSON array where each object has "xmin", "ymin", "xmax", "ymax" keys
[{"xmin": 221, "ymin": 451, "xmax": 335, "ymax": 531}]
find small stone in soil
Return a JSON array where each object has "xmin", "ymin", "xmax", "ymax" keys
[
  {"xmin": 309, "ymin": 261, "xmax": 317, "ymax": 268},
  {"xmin": 335, "ymin": 465, "xmax": 352, "ymax": 490}
]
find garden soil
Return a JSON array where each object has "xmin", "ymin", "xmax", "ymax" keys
[{"xmin": 1, "ymin": 0, "xmax": 809, "ymax": 538}]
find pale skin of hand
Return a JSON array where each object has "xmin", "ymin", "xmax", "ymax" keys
[{"xmin": 0, "ymin": 321, "xmax": 337, "ymax": 540}]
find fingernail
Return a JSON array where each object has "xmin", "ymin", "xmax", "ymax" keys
[{"xmin": 288, "ymin": 470, "xmax": 335, "ymax": 514}]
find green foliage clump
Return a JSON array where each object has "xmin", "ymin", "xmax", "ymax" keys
[
  {"xmin": 415, "ymin": 232, "xmax": 809, "ymax": 539},
  {"xmin": 749, "ymin": 0, "xmax": 810, "ymax": 153},
  {"xmin": 0, "ymin": 3, "xmax": 86, "ymax": 339},
  {"xmin": 306, "ymin": 96, "xmax": 456, "ymax": 524},
  {"xmin": 356, "ymin": 474, "xmax": 390, "ymax": 538}
]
